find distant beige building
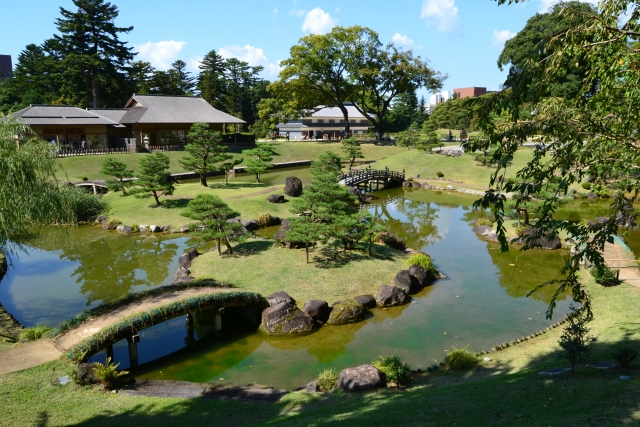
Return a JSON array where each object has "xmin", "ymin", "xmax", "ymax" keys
[{"xmin": 277, "ymin": 104, "xmax": 371, "ymax": 140}]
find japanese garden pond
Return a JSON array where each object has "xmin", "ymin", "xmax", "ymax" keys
[{"xmin": 0, "ymin": 168, "xmax": 626, "ymax": 390}]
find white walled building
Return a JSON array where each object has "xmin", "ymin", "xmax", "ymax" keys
[{"xmin": 426, "ymin": 90, "xmax": 452, "ymax": 114}]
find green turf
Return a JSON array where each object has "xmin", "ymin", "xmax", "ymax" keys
[
  {"xmin": 190, "ymin": 241, "xmax": 408, "ymax": 304},
  {"xmin": 56, "ymin": 142, "xmax": 405, "ymax": 182}
]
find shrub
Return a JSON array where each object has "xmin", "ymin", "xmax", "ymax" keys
[
  {"xmin": 591, "ymin": 183, "xmax": 610, "ymax": 198},
  {"xmin": 407, "ymin": 176, "xmax": 414, "ymax": 182},
  {"xmin": 558, "ymin": 304, "xmax": 594, "ymax": 373},
  {"xmin": 444, "ymin": 345, "xmax": 479, "ymax": 370},
  {"xmin": 590, "ymin": 265, "xmax": 619, "ymax": 286},
  {"xmin": 58, "ymin": 185, "xmax": 108, "ymax": 222},
  {"xmin": 19, "ymin": 324, "xmax": 52, "ymax": 341},
  {"xmin": 612, "ymin": 346, "xmax": 639, "ymax": 368},
  {"xmin": 514, "ymin": 224, "xmax": 528, "ymax": 237},
  {"xmin": 82, "ymin": 177, "xmax": 88, "ymax": 181},
  {"xmin": 405, "ymin": 253, "xmax": 437, "ymax": 275},
  {"xmin": 375, "ymin": 231, "xmax": 406, "ymax": 250},
  {"xmin": 372, "ymin": 355, "xmax": 412, "ymax": 387},
  {"xmin": 92, "ymin": 357, "xmax": 129, "ymax": 390},
  {"xmin": 256, "ymin": 213, "xmax": 274, "ymax": 228},
  {"xmin": 475, "ymin": 218, "xmax": 493, "ymax": 227},
  {"xmin": 317, "ymin": 368, "xmax": 339, "ymax": 391},
  {"xmin": 581, "ymin": 182, "xmax": 591, "ymax": 190},
  {"xmin": 436, "ymin": 171, "xmax": 444, "ymax": 178}
]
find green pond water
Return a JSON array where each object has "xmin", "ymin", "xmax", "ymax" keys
[{"xmin": 0, "ymin": 168, "xmax": 630, "ymax": 390}]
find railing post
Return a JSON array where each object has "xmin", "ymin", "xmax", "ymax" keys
[{"xmin": 127, "ymin": 334, "xmax": 140, "ymax": 367}]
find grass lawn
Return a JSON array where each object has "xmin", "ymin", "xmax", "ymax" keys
[
  {"xmin": 371, "ymin": 148, "xmax": 536, "ymax": 189},
  {"xmin": 56, "ymin": 141, "xmax": 405, "ymax": 182},
  {"xmin": 104, "ymin": 182, "xmax": 295, "ymax": 229},
  {"xmin": 190, "ymin": 242, "xmax": 408, "ymax": 304},
  {"xmin": 1, "ymin": 275, "xmax": 639, "ymax": 426}
]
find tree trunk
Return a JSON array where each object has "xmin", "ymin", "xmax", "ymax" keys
[
  {"xmin": 517, "ymin": 208, "xmax": 530, "ymax": 226},
  {"xmin": 305, "ymin": 241, "xmax": 309, "ymax": 264},
  {"xmin": 224, "ymin": 237, "xmax": 233, "ymax": 254},
  {"xmin": 349, "ymin": 157, "xmax": 355, "ymax": 169},
  {"xmin": 152, "ymin": 191, "xmax": 161, "ymax": 205},
  {"xmin": 338, "ymin": 104, "xmax": 350, "ymax": 136},
  {"xmin": 217, "ymin": 238, "xmax": 222, "ymax": 256},
  {"xmin": 225, "ymin": 170, "xmax": 229, "ymax": 185},
  {"xmin": 91, "ymin": 69, "xmax": 100, "ymax": 109},
  {"xmin": 200, "ymin": 173, "xmax": 208, "ymax": 187},
  {"xmin": 255, "ymin": 173, "xmax": 261, "ymax": 183}
]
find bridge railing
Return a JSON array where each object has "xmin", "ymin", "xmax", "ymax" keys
[
  {"xmin": 56, "ymin": 147, "xmax": 132, "ymax": 157},
  {"xmin": 339, "ymin": 168, "xmax": 405, "ymax": 186}
]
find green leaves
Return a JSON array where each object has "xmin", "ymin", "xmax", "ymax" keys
[
  {"xmin": 180, "ymin": 123, "xmax": 237, "ymax": 187},
  {"xmin": 242, "ymin": 142, "xmax": 275, "ymax": 183},
  {"xmin": 132, "ymin": 152, "xmax": 174, "ymax": 205},
  {"xmin": 101, "ymin": 157, "xmax": 133, "ymax": 195},
  {"xmin": 182, "ymin": 194, "xmax": 243, "ymax": 255}
]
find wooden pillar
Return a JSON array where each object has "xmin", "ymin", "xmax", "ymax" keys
[
  {"xmin": 105, "ymin": 345, "xmax": 114, "ymax": 362},
  {"xmin": 214, "ymin": 308, "xmax": 224, "ymax": 336},
  {"xmin": 127, "ymin": 334, "xmax": 139, "ymax": 367},
  {"xmin": 185, "ymin": 313, "xmax": 195, "ymax": 344}
]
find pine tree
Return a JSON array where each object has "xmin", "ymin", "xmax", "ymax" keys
[
  {"xmin": 133, "ymin": 152, "xmax": 174, "ymax": 205},
  {"xmin": 198, "ymin": 49, "xmax": 227, "ymax": 111},
  {"xmin": 168, "ymin": 60, "xmax": 196, "ymax": 95},
  {"xmin": 179, "ymin": 123, "xmax": 235, "ymax": 187},
  {"xmin": 53, "ymin": 0, "xmax": 134, "ymax": 108},
  {"xmin": 182, "ymin": 194, "xmax": 244, "ymax": 255},
  {"xmin": 341, "ymin": 137, "xmax": 364, "ymax": 169},
  {"xmin": 285, "ymin": 216, "xmax": 320, "ymax": 264},
  {"xmin": 101, "ymin": 157, "xmax": 133, "ymax": 195},
  {"xmin": 242, "ymin": 142, "xmax": 274, "ymax": 183}
]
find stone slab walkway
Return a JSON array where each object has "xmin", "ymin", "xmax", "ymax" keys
[
  {"xmin": 121, "ymin": 379, "xmax": 287, "ymax": 402},
  {"xmin": 0, "ymin": 340, "xmax": 61, "ymax": 375},
  {"xmin": 602, "ymin": 241, "xmax": 640, "ymax": 288}
]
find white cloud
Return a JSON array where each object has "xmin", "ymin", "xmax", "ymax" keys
[
  {"xmin": 188, "ymin": 56, "xmax": 202, "ymax": 73},
  {"xmin": 420, "ymin": 0, "xmax": 462, "ymax": 33},
  {"xmin": 135, "ymin": 40, "xmax": 186, "ymax": 70},
  {"xmin": 219, "ymin": 45, "xmax": 268, "ymax": 66},
  {"xmin": 268, "ymin": 60, "xmax": 284, "ymax": 76},
  {"xmin": 492, "ymin": 29, "xmax": 516, "ymax": 46},
  {"xmin": 391, "ymin": 33, "xmax": 414, "ymax": 47},
  {"xmin": 289, "ymin": 8, "xmax": 306, "ymax": 17},
  {"xmin": 538, "ymin": 0, "xmax": 598, "ymax": 12},
  {"xmin": 302, "ymin": 7, "xmax": 338, "ymax": 34}
]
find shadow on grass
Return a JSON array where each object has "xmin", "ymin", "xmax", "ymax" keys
[
  {"xmin": 62, "ymin": 336, "xmax": 640, "ymax": 426},
  {"xmin": 226, "ymin": 240, "xmax": 273, "ymax": 257},
  {"xmin": 205, "ymin": 183, "xmax": 271, "ymax": 190},
  {"xmin": 157, "ymin": 198, "xmax": 192, "ymax": 209},
  {"xmin": 313, "ymin": 244, "xmax": 405, "ymax": 269}
]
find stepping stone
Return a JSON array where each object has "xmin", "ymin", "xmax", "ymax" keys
[
  {"xmin": 586, "ymin": 361, "xmax": 617, "ymax": 369},
  {"xmin": 539, "ymin": 367, "xmax": 571, "ymax": 375}
]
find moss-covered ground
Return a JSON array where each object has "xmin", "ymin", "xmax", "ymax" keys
[
  {"xmin": 1, "ymin": 275, "xmax": 638, "ymax": 426},
  {"xmin": 190, "ymin": 241, "xmax": 408, "ymax": 304}
]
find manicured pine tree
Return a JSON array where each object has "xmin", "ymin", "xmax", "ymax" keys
[
  {"xmin": 101, "ymin": 157, "xmax": 133, "ymax": 195},
  {"xmin": 341, "ymin": 136, "xmax": 364, "ymax": 170},
  {"xmin": 242, "ymin": 142, "xmax": 274, "ymax": 183},
  {"xmin": 182, "ymin": 194, "xmax": 244, "ymax": 256},
  {"xmin": 219, "ymin": 158, "xmax": 243, "ymax": 185},
  {"xmin": 133, "ymin": 152, "xmax": 174, "ymax": 205},
  {"xmin": 180, "ymin": 123, "xmax": 236, "ymax": 187},
  {"xmin": 285, "ymin": 216, "xmax": 320, "ymax": 264}
]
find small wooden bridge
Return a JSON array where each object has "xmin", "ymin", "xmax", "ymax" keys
[
  {"xmin": 70, "ymin": 180, "xmax": 109, "ymax": 194},
  {"xmin": 339, "ymin": 167, "xmax": 405, "ymax": 192}
]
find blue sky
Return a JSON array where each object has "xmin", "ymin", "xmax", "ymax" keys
[{"xmin": 1, "ymin": 0, "xmax": 597, "ymax": 98}]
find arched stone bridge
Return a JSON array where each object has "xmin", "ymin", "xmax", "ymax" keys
[{"xmin": 339, "ymin": 167, "xmax": 405, "ymax": 192}]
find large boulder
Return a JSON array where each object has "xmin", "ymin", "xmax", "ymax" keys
[
  {"xmin": 587, "ymin": 191, "xmax": 598, "ymax": 199},
  {"xmin": 327, "ymin": 300, "xmax": 365, "ymax": 325},
  {"xmin": 267, "ymin": 194, "xmax": 286, "ymax": 203},
  {"xmin": 178, "ymin": 248, "xmax": 199, "ymax": 269},
  {"xmin": 393, "ymin": 270, "xmax": 420, "ymax": 294},
  {"xmin": 149, "ymin": 225, "xmax": 161, "ymax": 233},
  {"xmin": 76, "ymin": 363, "xmax": 100, "ymax": 385},
  {"xmin": 303, "ymin": 300, "xmax": 330, "ymax": 323},
  {"xmin": 259, "ymin": 302, "xmax": 314, "ymax": 335},
  {"xmin": 347, "ymin": 186, "xmax": 360, "ymax": 197},
  {"xmin": 179, "ymin": 225, "xmax": 191, "ymax": 233},
  {"xmin": 284, "ymin": 176, "xmax": 303, "ymax": 197},
  {"xmin": 518, "ymin": 228, "xmax": 562, "ymax": 250},
  {"xmin": 375, "ymin": 232, "xmax": 406, "ymax": 250},
  {"xmin": 172, "ymin": 276, "xmax": 195, "ymax": 284},
  {"xmin": 353, "ymin": 294, "xmax": 376, "ymax": 309},
  {"xmin": 376, "ymin": 285, "xmax": 407, "ymax": 307},
  {"xmin": 226, "ymin": 218, "xmax": 249, "ymax": 238},
  {"xmin": 241, "ymin": 220, "xmax": 259, "ymax": 231},
  {"xmin": 474, "ymin": 225, "xmax": 492, "ymax": 235},
  {"xmin": 121, "ymin": 225, "xmax": 133, "ymax": 235},
  {"xmin": 337, "ymin": 365, "xmax": 384, "ymax": 392},
  {"xmin": 408, "ymin": 264, "xmax": 429, "ymax": 287},
  {"xmin": 267, "ymin": 291, "xmax": 295, "ymax": 307},
  {"xmin": 161, "ymin": 225, "xmax": 171, "ymax": 232}
]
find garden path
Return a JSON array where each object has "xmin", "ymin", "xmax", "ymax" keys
[{"xmin": 602, "ymin": 242, "xmax": 640, "ymax": 288}]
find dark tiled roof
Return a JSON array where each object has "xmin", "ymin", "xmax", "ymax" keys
[
  {"xmin": 87, "ymin": 108, "xmax": 129, "ymax": 123},
  {"xmin": 121, "ymin": 95, "xmax": 245, "ymax": 124},
  {"xmin": 12, "ymin": 105, "xmax": 120, "ymax": 126}
]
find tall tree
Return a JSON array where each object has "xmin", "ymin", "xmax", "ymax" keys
[
  {"xmin": 180, "ymin": 122, "xmax": 236, "ymax": 187},
  {"xmin": 168, "ymin": 60, "xmax": 196, "ymax": 95},
  {"xmin": 470, "ymin": 0, "xmax": 640, "ymax": 318},
  {"xmin": 0, "ymin": 116, "xmax": 74, "ymax": 253},
  {"xmin": 387, "ymin": 91, "xmax": 422, "ymax": 132},
  {"xmin": 182, "ymin": 194, "xmax": 244, "ymax": 256},
  {"xmin": 242, "ymin": 142, "xmax": 274, "ymax": 183},
  {"xmin": 197, "ymin": 49, "xmax": 227, "ymax": 111},
  {"xmin": 128, "ymin": 61, "xmax": 155, "ymax": 94},
  {"xmin": 341, "ymin": 136, "xmax": 364, "ymax": 169},
  {"xmin": 53, "ymin": 0, "xmax": 134, "ymax": 108},
  {"xmin": 133, "ymin": 152, "xmax": 174, "ymax": 205}
]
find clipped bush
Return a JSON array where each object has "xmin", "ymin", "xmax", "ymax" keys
[
  {"xmin": 375, "ymin": 232, "xmax": 406, "ymax": 250},
  {"xmin": 372, "ymin": 355, "xmax": 412, "ymax": 387},
  {"xmin": 475, "ymin": 217, "xmax": 493, "ymax": 227},
  {"xmin": 436, "ymin": 171, "xmax": 444, "ymax": 178},
  {"xmin": 92, "ymin": 357, "xmax": 128, "ymax": 390},
  {"xmin": 581, "ymin": 182, "xmax": 592, "ymax": 190},
  {"xmin": 513, "ymin": 224, "xmax": 528, "ymax": 237},
  {"xmin": 444, "ymin": 345, "xmax": 479, "ymax": 370},
  {"xmin": 317, "ymin": 368, "xmax": 339, "ymax": 391},
  {"xmin": 256, "ymin": 213, "xmax": 274, "ymax": 228},
  {"xmin": 82, "ymin": 177, "xmax": 88, "ymax": 181},
  {"xmin": 405, "ymin": 253, "xmax": 437, "ymax": 275},
  {"xmin": 612, "ymin": 346, "xmax": 639, "ymax": 368},
  {"xmin": 19, "ymin": 324, "xmax": 52, "ymax": 341},
  {"xmin": 590, "ymin": 265, "xmax": 619, "ymax": 286}
]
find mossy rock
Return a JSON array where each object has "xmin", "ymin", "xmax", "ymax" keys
[{"xmin": 327, "ymin": 300, "xmax": 365, "ymax": 325}]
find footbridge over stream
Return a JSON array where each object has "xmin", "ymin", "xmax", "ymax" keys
[
  {"xmin": 339, "ymin": 167, "xmax": 405, "ymax": 192},
  {"xmin": 49, "ymin": 286, "xmax": 266, "ymax": 367}
]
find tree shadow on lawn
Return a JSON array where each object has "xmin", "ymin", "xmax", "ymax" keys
[
  {"xmin": 313, "ymin": 244, "xmax": 405, "ymax": 269},
  {"xmin": 205, "ymin": 183, "xmax": 272, "ymax": 190},
  {"xmin": 155, "ymin": 198, "xmax": 192, "ymax": 209},
  {"xmin": 226, "ymin": 240, "xmax": 273, "ymax": 257},
  {"xmin": 63, "ymin": 337, "xmax": 640, "ymax": 426}
]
